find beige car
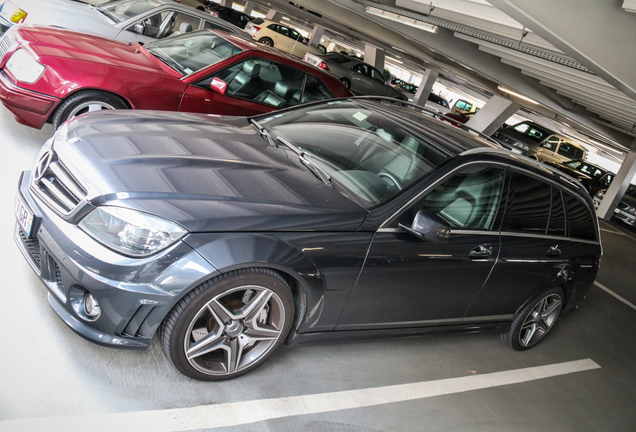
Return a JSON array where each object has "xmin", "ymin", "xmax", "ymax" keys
[
  {"xmin": 245, "ymin": 18, "xmax": 322, "ymax": 58},
  {"xmin": 527, "ymin": 135, "xmax": 587, "ymax": 164}
]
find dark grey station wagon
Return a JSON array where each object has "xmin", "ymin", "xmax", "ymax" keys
[{"xmin": 15, "ymin": 98, "xmax": 602, "ymax": 380}]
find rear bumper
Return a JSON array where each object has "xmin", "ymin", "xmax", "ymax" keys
[{"xmin": 0, "ymin": 70, "xmax": 60, "ymax": 128}]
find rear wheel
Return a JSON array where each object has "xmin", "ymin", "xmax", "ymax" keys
[
  {"xmin": 51, "ymin": 90, "xmax": 127, "ymax": 129},
  {"xmin": 500, "ymin": 287, "xmax": 564, "ymax": 350},
  {"xmin": 259, "ymin": 37, "xmax": 274, "ymax": 47},
  {"xmin": 161, "ymin": 268, "xmax": 294, "ymax": 381}
]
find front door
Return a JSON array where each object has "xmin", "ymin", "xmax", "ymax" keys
[{"xmin": 336, "ymin": 165, "xmax": 506, "ymax": 329}]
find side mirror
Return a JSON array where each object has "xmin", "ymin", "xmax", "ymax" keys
[
  {"xmin": 399, "ymin": 209, "xmax": 450, "ymax": 244},
  {"xmin": 132, "ymin": 23, "xmax": 145, "ymax": 35},
  {"xmin": 210, "ymin": 77, "xmax": 228, "ymax": 95}
]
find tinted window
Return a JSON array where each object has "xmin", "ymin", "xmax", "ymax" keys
[
  {"xmin": 564, "ymin": 194, "xmax": 596, "ymax": 240},
  {"xmin": 421, "ymin": 166, "xmax": 505, "ymax": 230},
  {"xmin": 505, "ymin": 173, "xmax": 552, "ymax": 234},
  {"xmin": 428, "ymin": 94, "xmax": 448, "ymax": 107},
  {"xmin": 101, "ymin": 0, "xmax": 162, "ymax": 23},
  {"xmin": 370, "ymin": 67, "xmax": 385, "ymax": 82},
  {"xmin": 557, "ymin": 141, "xmax": 585, "ymax": 159},
  {"xmin": 548, "ymin": 188, "xmax": 566, "ymax": 237},
  {"xmin": 352, "ymin": 64, "xmax": 368, "ymax": 75},
  {"xmin": 128, "ymin": 11, "xmax": 171, "ymax": 38}
]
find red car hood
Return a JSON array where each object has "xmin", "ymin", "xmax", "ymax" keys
[{"xmin": 12, "ymin": 25, "xmax": 176, "ymax": 76}]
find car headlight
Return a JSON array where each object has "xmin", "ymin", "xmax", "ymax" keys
[
  {"xmin": 5, "ymin": 49, "xmax": 45, "ymax": 84},
  {"xmin": 79, "ymin": 206, "xmax": 187, "ymax": 257}
]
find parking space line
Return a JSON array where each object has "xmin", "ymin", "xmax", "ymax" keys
[
  {"xmin": 0, "ymin": 359, "xmax": 599, "ymax": 432},
  {"xmin": 595, "ymin": 281, "xmax": 636, "ymax": 312}
]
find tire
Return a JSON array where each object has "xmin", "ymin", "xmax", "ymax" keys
[
  {"xmin": 258, "ymin": 37, "xmax": 274, "ymax": 47},
  {"xmin": 340, "ymin": 78, "xmax": 351, "ymax": 89},
  {"xmin": 161, "ymin": 268, "xmax": 294, "ymax": 381},
  {"xmin": 500, "ymin": 287, "xmax": 564, "ymax": 351},
  {"xmin": 51, "ymin": 90, "xmax": 128, "ymax": 130}
]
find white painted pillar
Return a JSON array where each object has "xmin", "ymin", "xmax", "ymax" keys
[
  {"xmin": 466, "ymin": 95, "xmax": 519, "ymax": 136},
  {"xmin": 364, "ymin": 44, "xmax": 385, "ymax": 73},
  {"xmin": 308, "ymin": 26, "xmax": 324, "ymax": 48},
  {"xmin": 243, "ymin": 1, "xmax": 254, "ymax": 16},
  {"xmin": 597, "ymin": 145, "xmax": 636, "ymax": 220},
  {"xmin": 266, "ymin": 9, "xmax": 282, "ymax": 22},
  {"xmin": 412, "ymin": 69, "xmax": 438, "ymax": 107}
]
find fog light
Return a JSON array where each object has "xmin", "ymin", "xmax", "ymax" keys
[{"xmin": 84, "ymin": 293, "xmax": 101, "ymax": 319}]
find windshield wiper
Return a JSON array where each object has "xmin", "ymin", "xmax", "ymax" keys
[
  {"xmin": 250, "ymin": 119, "xmax": 277, "ymax": 147},
  {"xmin": 276, "ymin": 136, "xmax": 332, "ymax": 187}
]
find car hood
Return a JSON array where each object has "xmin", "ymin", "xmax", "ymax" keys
[
  {"xmin": 14, "ymin": 25, "xmax": 172, "ymax": 76},
  {"xmin": 15, "ymin": 0, "xmax": 119, "ymax": 38},
  {"xmin": 53, "ymin": 111, "xmax": 367, "ymax": 232}
]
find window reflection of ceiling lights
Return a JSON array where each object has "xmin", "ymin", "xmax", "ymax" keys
[
  {"xmin": 498, "ymin": 86, "xmax": 539, "ymax": 105},
  {"xmin": 366, "ymin": 7, "xmax": 438, "ymax": 33}
]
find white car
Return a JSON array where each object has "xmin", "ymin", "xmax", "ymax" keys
[{"xmin": 245, "ymin": 18, "xmax": 322, "ymax": 58}]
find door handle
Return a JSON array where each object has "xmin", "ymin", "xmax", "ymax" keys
[
  {"xmin": 546, "ymin": 245, "xmax": 561, "ymax": 257},
  {"xmin": 469, "ymin": 244, "xmax": 492, "ymax": 259}
]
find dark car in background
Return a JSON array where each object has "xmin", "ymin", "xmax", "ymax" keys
[
  {"xmin": 544, "ymin": 159, "xmax": 614, "ymax": 195},
  {"xmin": 303, "ymin": 52, "xmax": 406, "ymax": 99},
  {"xmin": 0, "ymin": 25, "xmax": 350, "ymax": 129},
  {"xmin": 15, "ymin": 97, "xmax": 601, "ymax": 381},
  {"xmin": 595, "ymin": 186, "xmax": 636, "ymax": 227}
]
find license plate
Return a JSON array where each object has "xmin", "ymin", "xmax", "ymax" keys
[{"xmin": 14, "ymin": 193, "xmax": 35, "ymax": 237}]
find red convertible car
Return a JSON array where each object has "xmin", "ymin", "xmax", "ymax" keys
[{"xmin": 0, "ymin": 25, "xmax": 351, "ymax": 129}]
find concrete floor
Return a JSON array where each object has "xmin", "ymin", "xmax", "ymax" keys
[{"xmin": 1, "ymin": 105, "xmax": 635, "ymax": 432}]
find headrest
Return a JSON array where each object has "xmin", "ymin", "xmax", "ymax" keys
[
  {"xmin": 179, "ymin": 22, "xmax": 193, "ymax": 33},
  {"xmin": 242, "ymin": 60, "xmax": 261, "ymax": 77}
]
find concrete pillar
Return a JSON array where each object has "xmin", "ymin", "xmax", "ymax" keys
[
  {"xmin": 465, "ymin": 95, "xmax": 519, "ymax": 136},
  {"xmin": 219, "ymin": 0, "xmax": 231, "ymax": 7},
  {"xmin": 412, "ymin": 69, "xmax": 438, "ymax": 107},
  {"xmin": 308, "ymin": 26, "xmax": 324, "ymax": 48},
  {"xmin": 597, "ymin": 146, "xmax": 636, "ymax": 220},
  {"xmin": 243, "ymin": 1, "xmax": 253, "ymax": 16},
  {"xmin": 364, "ymin": 45, "xmax": 385, "ymax": 73},
  {"xmin": 266, "ymin": 9, "xmax": 282, "ymax": 22}
]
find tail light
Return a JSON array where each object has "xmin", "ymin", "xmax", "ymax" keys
[
  {"xmin": 317, "ymin": 61, "xmax": 329, "ymax": 70},
  {"xmin": 211, "ymin": 11, "xmax": 220, "ymax": 16},
  {"xmin": 250, "ymin": 26, "xmax": 261, "ymax": 32}
]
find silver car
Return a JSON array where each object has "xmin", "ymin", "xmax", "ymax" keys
[
  {"xmin": 304, "ymin": 52, "xmax": 406, "ymax": 100},
  {"xmin": 0, "ymin": 0, "xmax": 249, "ymax": 42}
]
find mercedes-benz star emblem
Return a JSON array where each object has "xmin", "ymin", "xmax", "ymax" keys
[{"xmin": 34, "ymin": 150, "xmax": 54, "ymax": 181}]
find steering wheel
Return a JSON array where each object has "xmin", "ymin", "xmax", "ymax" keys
[{"xmin": 379, "ymin": 172, "xmax": 402, "ymax": 192}]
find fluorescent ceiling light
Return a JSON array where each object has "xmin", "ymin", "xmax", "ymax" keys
[
  {"xmin": 366, "ymin": 7, "xmax": 438, "ymax": 34},
  {"xmin": 588, "ymin": 139, "xmax": 624, "ymax": 155},
  {"xmin": 282, "ymin": 16, "xmax": 290, "ymax": 20},
  {"xmin": 498, "ymin": 86, "xmax": 539, "ymax": 105}
]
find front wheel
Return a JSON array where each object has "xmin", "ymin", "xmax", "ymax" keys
[
  {"xmin": 161, "ymin": 268, "xmax": 294, "ymax": 381},
  {"xmin": 51, "ymin": 90, "xmax": 128, "ymax": 129},
  {"xmin": 500, "ymin": 287, "xmax": 564, "ymax": 350}
]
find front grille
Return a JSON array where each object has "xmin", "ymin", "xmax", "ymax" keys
[
  {"xmin": 0, "ymin": 27, "xmax": 17, "ymax": 62},
  {"xmin": 32, "ymin": 151, "xmax": 87, "ymax": 215},
  {"xmin": 19, "ymin": 228, "xmax": 41, "ymax": 269},
  {"xmin": 54, "ymin": 262, "xmax": 64, "ymax": 291}
]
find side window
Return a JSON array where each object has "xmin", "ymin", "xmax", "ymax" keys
[
  {"xmin": 203, "ymin": 58, "xmax": 307, "ymax": 108},
  {"xmin": 352, "ymin": 64, "xmax": 367, "ymax": 75},
  {"xmin": 548, "ymin": 188, "xmax": 566, "ymax": 237},
  {"xmin": 204, "ymin": 19, "xmax": 230, "ymax": 31},
  {"xmin": 600, "ymin": 174, "xmax": 613, "ymax": 187},
  {"xmin": 557, "ymin": 141, "xmax": 583, "ymax": 159},
  {"xmin": 514, "ymin": 123, "xmax": 530, "ymax": 134},
  {"xmin": 542, "ymin": 136, "xmax": 559, "ymax": 150},
  {"xmin": 290, "ymin": 29, "xmax": 302, "ymax": 41},
  {"xmin": 277, "ymin": 25, "xmax": 290, "ymax": 37},
  {"xmin": 170, "ymin": 13, "xmax": 200, "ymax": 35},
  {"xmin": 564, "ymin": 194, "xmax": 596, "ymax": 240},
  {"xmin": 370, "ymin": 67, "xmax": 385, "ymax": 83},
  {"xmin": 128, "ymin": 11, "xmax": 171, "ymax": 38},
  {"xmin": 504, "ymin": 173, "xmax": 552, "ymax": 234},
  {"xmin": 301, "ymin": 74, "xmax": 334, "ymax": 104},
  {"xmin": 415, "ymin": 166, "xmax": 505, "ymax": 230}
]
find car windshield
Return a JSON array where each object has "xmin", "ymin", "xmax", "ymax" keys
[
  {"xmin": 98, "ymin": 0, "xmax": 162, "ymax": 23},
  {"xmin": 144, "ymin": 31, "xmax": 243, "ymax": 75},
  {"xmin": 257, "ymin": 100, "xmax": 450, "ymax": 208}
]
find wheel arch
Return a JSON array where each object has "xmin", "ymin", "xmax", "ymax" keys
[{"xmin": 47, "ymin": 88, "xmax": 133, "ymax": 124}]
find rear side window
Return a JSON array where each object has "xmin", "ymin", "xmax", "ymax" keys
[
  {"xmin": 558, "ymin": 141, "xmax": 585, "ymax": 159},
  {"xmin": 504, "ymin": 173, "xmax": 552, "ymax": 234},
  {"xmin": 564, "ymin": 194, "xmax": 596, "ymax": 240}
]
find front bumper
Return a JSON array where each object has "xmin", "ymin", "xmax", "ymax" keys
[
  {"xmin": 0, "ymin": 70, "xmax": 60, "ymax": 128},
  {"xmin": 15, "ymin": 170, "xmax": 218, "ymax": 349}
]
